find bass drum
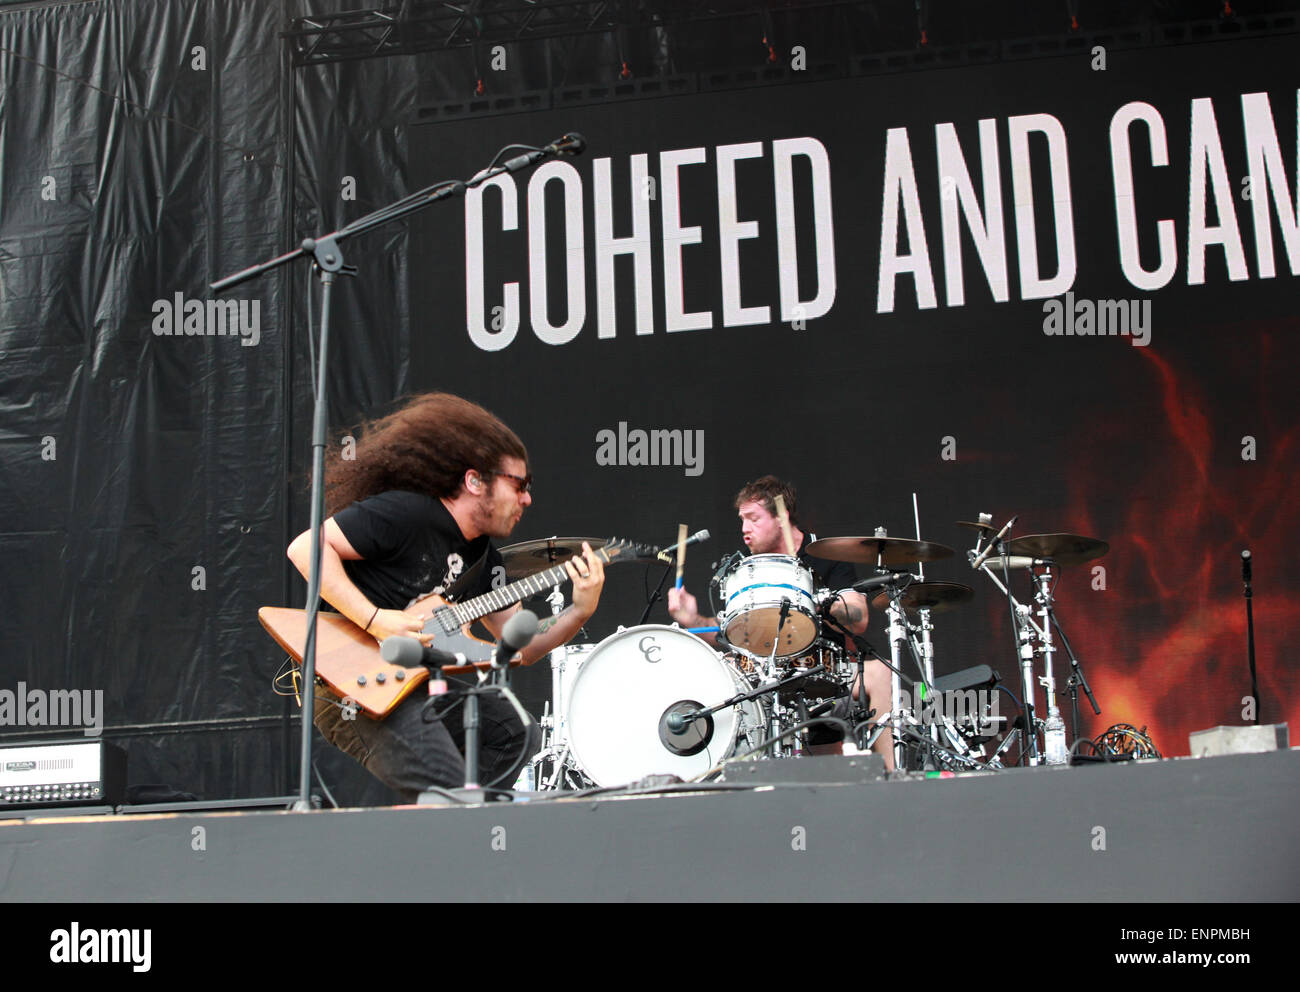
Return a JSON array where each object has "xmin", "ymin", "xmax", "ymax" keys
[{"xmin": 566, "ymin": 625, "xmax": 766, "ymax": 787}]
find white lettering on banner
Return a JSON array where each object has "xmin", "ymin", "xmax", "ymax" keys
[
  {"xmin": 462, "ymin": 138, "xmax": 837, "ymax": 348},
  {"xmin": 773, "ymin": 136, "xmax": 836, "ymax": 321},
  {"xmin": 936, "ymin": 118, "xmax": 1009, "ymax": 305},
  {"xmin": 660, "ymin": 146, "xmax": 712, "ymax": 332},
  {"xmin": 454, "ymin": 92, "xmax": 1299, "ymax": 350},
  {"xmin": 593, "ymin": 154, "xmax": 655, "ymax": 339},
  {"xmin": 1110, "ymin": 101, "xmax": 1178, "ymax": 291},
  {"xmin": 1188, "ymin": 97, "xmax": 1249, "ymax": 286},
  {"xmin": 877, "ymin": 126, "xmax": 937, "ymax": 313},
  {"xmin": 717, "ymin": 141, "xmax": 770, "ymax": 327},
  {"xmin": 1007, "ymin": 113, "xmax": 1077, "ymax": 300},
  {"xmin": 1241, "ymin": 91, "xmax": 1300, "ymax": 280},
  {"xmin": 466, "ymin": 174, "xmax": 520, "ymax": 352},
  {"xmin": 528, "ymin": 160, "xmax": 586, "ymax": 344}
]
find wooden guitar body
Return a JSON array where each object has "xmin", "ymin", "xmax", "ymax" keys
[
  {"xmin": 259, "ymin": 537, "xmax": 652, "ymax": 720},
  {"xmin": 258, "ymin": 593, "xmax": 501, "ymax": 719}
]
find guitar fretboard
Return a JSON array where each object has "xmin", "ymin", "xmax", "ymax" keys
[{"xmin": 446, "ymin": 546, "xmax": 616, "ymax": 626}]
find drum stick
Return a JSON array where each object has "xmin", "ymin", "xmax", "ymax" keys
[
  {"xmin": 675, "ymin": 523, "xmax": 688, "ymax": 589},
  {"xmin": 774, "ymin": 494, "xmax": 795, "ymax": 556},
  {"xmin": 912, "ymin": 491, "xmax": 924, "ymax": 581}
]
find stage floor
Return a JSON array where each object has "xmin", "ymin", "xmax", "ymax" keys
[{"xmin": 1, "ymin": 750, "xmax": 1297, "ymax": 902}]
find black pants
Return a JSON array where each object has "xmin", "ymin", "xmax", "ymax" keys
[{"xmin": 314, "ymin": 680, "xmax": 534, "ymax": 803}]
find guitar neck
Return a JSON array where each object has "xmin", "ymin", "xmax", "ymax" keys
[{"xmin": 450, "ymin": 548, "xmax": 608, "ymax": 624}]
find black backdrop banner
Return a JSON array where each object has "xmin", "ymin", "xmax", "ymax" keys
[{"xmin": 410, "ymin": 34, "xmax": 1300, "ymax": 753}]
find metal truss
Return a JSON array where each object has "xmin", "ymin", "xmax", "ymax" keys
[{"xmin": 284, "ymin": 0, "xmax": 875, "ymax": 67}]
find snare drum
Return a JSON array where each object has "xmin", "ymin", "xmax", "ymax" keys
[
  {"xmin": 719, "ymin": 554, "xmax": 819, "ymax": 660},
  {"xmin": 566, "ymin": 625, "xmax": 766, "ymax": 787}
]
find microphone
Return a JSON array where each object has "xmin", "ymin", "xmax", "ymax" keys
[
  {"xmin": 494, "ymin": 608, "xmax": 539, "ymax": 668},
  {"xmin": 545, "ymin": 132, "xmax": 586, "ymax": 156},
  {"xmin": 659, "ymin": 700, "xmax": 714, "ymax": 754},
  {"xmin": 970, "ymin": 515, "xmax": 1018, "ymax": 570},
  {"xmin": 1241, "ymin": 549, "xmax": 1252, "ymax": 583},
  {"xmin": 501, "ymin": 133, "xmax": 588, "ymax": 173},
  {"xmin": 978, "ymin": 555, "xmax": 1046, "ymax": 571},
  {"xmin": 657, "ymin": 529, "xmax": 711, "ymax": 562},
  {"xmin": 380, "ymin": 637, "xmax": 467, "ymax": 669},
  {"xmin": 850, "ymin": 571, "xmax": 914, "ymax": 593}
]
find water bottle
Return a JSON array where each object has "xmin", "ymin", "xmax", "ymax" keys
[{"xmin": 1044, "ymin": 711, "xmax": 1069, "ymax": 765}]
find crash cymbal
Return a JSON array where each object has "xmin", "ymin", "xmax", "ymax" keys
[
  {"xmin": 1003, "ymin": 533, "xmax": 1109, "ymax": 566},
  {"xmin": 871, "ymin": 581, "xmax": 974, "ymax": 615},
  {"xmin": 956, "ymin": 520, "xmax": 998, "ymax": 533},
  {"xmin": 498, "ymin": 537, "xmax": 604, "ymax": 579},
  {"xmin": 806, "ymin": 536, "xmax": 955, "ymax": 566}
]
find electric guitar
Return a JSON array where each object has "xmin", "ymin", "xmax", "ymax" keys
[{"xmin": 258, "ymin": 537, "xmax": 654, "ymax": 719}]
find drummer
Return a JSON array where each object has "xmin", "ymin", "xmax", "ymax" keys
[{"xmin": 666, "ymin": 475, "xmax": 895, "ymax": 769}]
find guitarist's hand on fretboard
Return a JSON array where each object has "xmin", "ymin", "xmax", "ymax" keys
[
  {"xmin": 563, "ymin": 542, "xmax": 606, "ymax": 620},
  {"xmin": 367, "ymin": 608, "xmax": 431, "ymax": 646}
]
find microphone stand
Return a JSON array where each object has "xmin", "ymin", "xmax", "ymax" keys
[
  {"xmin": 213, "ymin": 139, "xmax": 578, "ymax": 811},
  {"xmin": 1243, "ymin": 550, "xmax": 1259, "ymax": 724},
  {"xmin": 1051, "ymin": 612, "xmax": 1100, "ymax": 743},
  {"xmin": 640, "ymin": 556, "xmax": 675, "ymax": 625}
]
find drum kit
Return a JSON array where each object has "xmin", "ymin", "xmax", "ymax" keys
[{"xmin": 500, "ymin": 509, "xmax": 1109, "ymax": 791}]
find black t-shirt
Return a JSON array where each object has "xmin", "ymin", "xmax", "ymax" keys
[{"xmin": 333, "ymin": 490, "xmax": 503, "ymax": 610}]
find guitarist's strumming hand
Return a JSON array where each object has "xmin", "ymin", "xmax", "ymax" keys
[
  {"xmin": 564, "ymin": 542, "xmax": 606, "ymax": 620},
  {"xmin": 367, "ymin": 608, "xmax": 432, "ymax": 646}
]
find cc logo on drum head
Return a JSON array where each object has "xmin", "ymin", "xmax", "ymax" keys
[{"xmin": 638, "ymin": 635, "xmax": 662, "ymax": 663}]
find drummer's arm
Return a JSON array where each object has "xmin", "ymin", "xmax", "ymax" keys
[
  {"xmin": 666, "ymin": 586, "xmax": 721, "ymax": 648},
  {"xmin": 828, "ymin": 590, "xmax": 869, "ymax": 636}
]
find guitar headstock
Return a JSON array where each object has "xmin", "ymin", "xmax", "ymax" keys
[{"xmin": 598, "ymin": 537, "xmax": 659, "ymax": 564}]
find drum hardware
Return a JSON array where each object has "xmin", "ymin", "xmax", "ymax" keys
[
  {"xmin": 965, "ymin": 519, "xmax": 1107, "ymax": 766},
  {"xmin": 663, "ymin": 661, "xmax": 833, "ymax": 754}
]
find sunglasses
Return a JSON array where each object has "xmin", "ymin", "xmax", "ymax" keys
[{"xmin": 485, "ymin": 470, "xmax": 533, "ymax": 495}]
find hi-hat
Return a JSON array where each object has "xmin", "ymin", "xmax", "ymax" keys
[
  {"xmin": 871, "ymin": 581, "xmax": 974, "ymax": 615},
  {"xmin": 806, "ymin": 536, "xmax": 954, "ymax": 566}
]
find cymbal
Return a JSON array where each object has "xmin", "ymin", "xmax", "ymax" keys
[
  {"xmin": 871, "ymin": 581, "xmax": 974, "ymax": 615},
  {"xmin": 956, "ymin": 520, "xmax": 998, "ymax": 533},
  {"xmin": 806, "ymin": 536, "xmax": 954, "ymax": 566},
  {"xmin": 498, "ymin": 537, "xmax": 603, "ymax": 579},
  {"xmin": 1003, "ymin": 533, "xmax": 1109, "ymax": 566}
]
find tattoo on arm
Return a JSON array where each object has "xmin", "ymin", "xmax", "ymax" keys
[{"xmin": 536, "ymin": 609, "xmax": 568, "ymax": 636}]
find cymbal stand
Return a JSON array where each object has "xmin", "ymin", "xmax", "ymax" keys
[
  {"xmin": 970, "ymin": 542, "xmax": 1045, "ymax": 766},
  {"xmin": 882, "ymin": 587, "xmax": 910, "ymax": 771},
  {"xmin": 1032, "ymin": 565, "xmax": 1069, "ymax": 764},
  {"xmin": 522, "ymin": 582, "xmax": 576, "ymax": 790}
]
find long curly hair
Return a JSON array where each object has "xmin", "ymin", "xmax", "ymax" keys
[{"xmin": 324, "ymin": 393, "xmax": 528, "ymax": 514}]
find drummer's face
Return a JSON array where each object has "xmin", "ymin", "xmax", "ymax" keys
[{"xmin": 738, "ymin": 501, "xmax": 780, "ymax": 554}]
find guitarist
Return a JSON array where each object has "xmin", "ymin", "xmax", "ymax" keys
[{"xmin": 286, "ymin": 392, "xmax": 606, "ymax": 801}]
